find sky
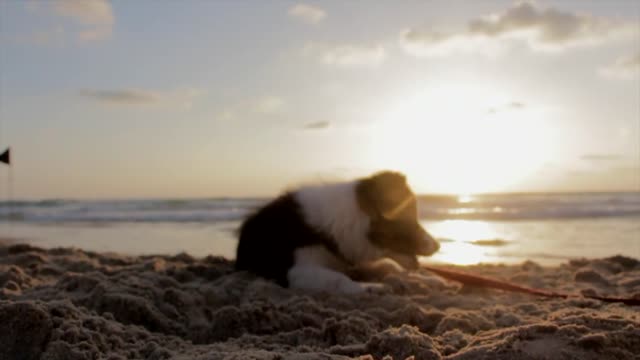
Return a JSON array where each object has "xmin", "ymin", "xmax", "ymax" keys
[{"xmin": 0, "ymin": 0, "xmax": 639, "ymax": 198}]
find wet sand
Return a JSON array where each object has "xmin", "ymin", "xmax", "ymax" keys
[{"xmin": 0, "ymin": 240, "xmax": 639, "ymax": 359}]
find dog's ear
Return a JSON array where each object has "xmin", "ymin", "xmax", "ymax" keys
[{"xmin": 356, "ymin": 171, "xmax": 410, "ymax": 219}]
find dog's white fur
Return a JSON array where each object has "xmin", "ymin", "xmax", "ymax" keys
[{"xmin": 288, "ymin": 181, "xmax": 390, "ymax": 293}]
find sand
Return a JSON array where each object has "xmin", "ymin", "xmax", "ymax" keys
[{"xmin": 0, "ymin": 241, "xmax": 639, "ymax": 360}]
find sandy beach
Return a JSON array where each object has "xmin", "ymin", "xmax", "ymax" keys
[
  {"xmin": 2, "ymin": 0, "xmax": 639, "ymax": 358},
  {"xmin": 1, "ymin": 240, "xmax": 639, "ymax": 360}
]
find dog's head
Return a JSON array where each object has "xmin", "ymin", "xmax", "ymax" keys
[{"xmin": 356, "ymin": 171, "xmax": 440, "ymax": 258}]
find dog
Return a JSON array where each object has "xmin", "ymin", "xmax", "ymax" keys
[{"xmin": 235, "ymin": 170, "xmax": 440, "ymax": 293}]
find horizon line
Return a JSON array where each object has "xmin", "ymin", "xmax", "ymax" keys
[{"xmin": 1, "ymin": 189, "xmax": 639, "ymax": 202}]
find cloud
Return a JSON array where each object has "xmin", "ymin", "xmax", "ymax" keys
[
  {"xmin": 400, "ymin": 1, "xmax": 637, "ymax": 57},
  {"xmin": 323, "ymin": 45, "xmax": 386, "ymax": 67},
  {"xmin": 19, "ymin": 0, "xmax": 114, "ymax": 43},
  {"xmin": 54, "ymin": 0, "xmax": 114, "ymax": 41},
  {"xmin": 581, "ymin": 154, "xmax": 622, "ymax": 162},
  {"xmin": 400, "ymin": 29, "xmax": 501, "ymax": 57},
  {"xmin": 4, "ymin": 26, "xmax": 66, "ymax": 46},
  {"xmin": 254, "ymin": 96, "xmax": 285, "ymax": 114},
  {"xmin": 487, "ymin": 101, "xmax": 526, "ymax": 114},
  {"xmin": 467, "ymin": 2, "xmax": 627, "ymax": 48},
  {"xmin": 53, "ymin": 0, "xmax": 114, "ymax": 25},
  {"xmin": 288, "ymin": 3, "xmax": 326, "ymax": 24},
  {"xmin": 216, "ymin": 95, "xmax": 286, "ymax": 120},
  {"xmin": 305, "ymin": 43, "xmax": 386, "ymax": 68},
  {"xmin": 217, "ymin": 109, "xmax": 236, "ymax": 121},
  {"xmin": 79, "ymin": 88, "xmax": 202, "ymax": 108},
  {"xmin": 80, "ymin": 89, "xmax": 158, "ymax": 104},
  {"xmin": 303, "ymin": 121, "xmax": 331, "ymax": 130},
  {"xmin": 599, "ymin": 53, "xmax": 640, "ymax": 79}
]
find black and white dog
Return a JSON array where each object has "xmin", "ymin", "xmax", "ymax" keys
[{"xmin": 235, "ymin": 171, "xmax": 440, "ymax": 293}]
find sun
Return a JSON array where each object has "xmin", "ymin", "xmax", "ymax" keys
[{"xmin": 364, "ymin": 84, "xmax": 554, "ymax": 194}]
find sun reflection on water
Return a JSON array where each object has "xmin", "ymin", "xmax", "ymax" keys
[{"xmin": 421, "ymin": 220, "xmax": 505, "ymax": 265}]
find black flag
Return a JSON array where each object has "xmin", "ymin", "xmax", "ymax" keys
[{"xmin": 0, "ymin": 147, "xmax": 10, "ymax": 165}]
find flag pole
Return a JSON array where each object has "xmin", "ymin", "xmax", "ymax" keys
[{"xmin": 0, "ymin": 147, "xmax": 11, "ymax": 224}]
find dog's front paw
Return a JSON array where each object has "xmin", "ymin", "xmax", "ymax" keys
[{"xmin": 386, "ymin": 253, "xmax": 419, "ymax": 270}]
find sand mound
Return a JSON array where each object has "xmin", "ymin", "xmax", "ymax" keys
[{"xmin": 0, "ymin": 242, "xmax": 639, "ymax": 359}]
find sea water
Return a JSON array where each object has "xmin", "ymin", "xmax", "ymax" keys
[{"xmin": 1, "ymin": 193, "xmax": 639, "ymax": 265}]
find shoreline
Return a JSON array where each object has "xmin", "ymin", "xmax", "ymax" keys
[
  {"xmin": 6, "ymin": 216, "xmax": 640, "ymax": 268},
  {"xmin": 1, "ymin": 241, "xmax": 639, "ymax": 359}
]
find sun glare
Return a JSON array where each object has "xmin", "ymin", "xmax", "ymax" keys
[
  {"xmin": 423, "ymin": 220, "xmax": 504, "ymax": 265},
  {"xmin": 367, "ymin": 84, "xmax": 555, "ymax": 194}
]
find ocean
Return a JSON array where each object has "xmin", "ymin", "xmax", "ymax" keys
[{"xmin": 1, "ymin": 192, "xmax": 639, "ymax": 265}]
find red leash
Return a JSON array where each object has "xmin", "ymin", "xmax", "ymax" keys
[{"xmin": 420, "ymin": 264, "xmax": 640, "ymax": 306}]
